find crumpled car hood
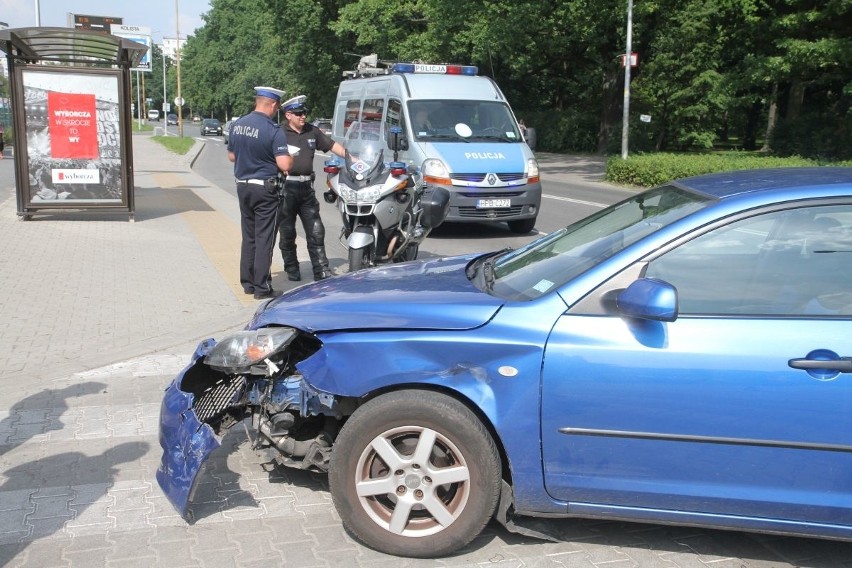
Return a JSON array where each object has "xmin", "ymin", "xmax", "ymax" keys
[{"xmin": 250, "ymin": 255, "xmax": 504, "ymax": 332}]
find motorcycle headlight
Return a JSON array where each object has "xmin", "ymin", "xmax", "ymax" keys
[
  {"xmin": 205, "ymin": 328, "xmax": 297, "ymax": 373},
  {"xmin": 340, "ymin": 184, "xmax": 380, "ymax": 203}
]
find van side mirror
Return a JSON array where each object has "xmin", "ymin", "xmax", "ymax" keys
[{"xmin": 525, "ymin": 127, "xmax": 537, "ymax": 150}]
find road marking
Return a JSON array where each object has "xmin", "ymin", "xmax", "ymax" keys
[{"xmin": 542, "ymin": 193, "xmax": 607, "ymax": 208}]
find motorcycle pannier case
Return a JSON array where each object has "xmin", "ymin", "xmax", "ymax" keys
[{"xmin": 420, "ymin": 187, "xmax": 450, "ymax": 229}]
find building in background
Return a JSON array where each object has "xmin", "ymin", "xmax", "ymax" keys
[{"xmin": 161, "ymin": 37, "xmax": 186, "ymax": 61}]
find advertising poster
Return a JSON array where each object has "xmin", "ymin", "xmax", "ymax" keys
[{"xmin": 21, "ymin": 69, "xmax": 124, "ymax": 205}]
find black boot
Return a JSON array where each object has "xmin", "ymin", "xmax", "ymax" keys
[
  {"xmin": 280, "ymin": 248, "xmax": 301, "ymax": 281},
  {"xmin": 308, "ymin": 246, "xmax": 332, "ymax": 280}
]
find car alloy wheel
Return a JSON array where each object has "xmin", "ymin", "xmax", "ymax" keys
[{"xmin": 329, "ymin": 390, "xmax": 501, "ymax": 558}]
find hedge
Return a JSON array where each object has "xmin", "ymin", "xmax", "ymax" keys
[{"xmin": 604, "ymin": 153, "xmax": 852, "ymax": 188}]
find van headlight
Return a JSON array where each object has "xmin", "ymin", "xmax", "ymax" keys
[
  {"xmin": 527, "ymin": 158, "xmax": 539, "ymax": 178},
  {"xmin": 422, "ymin": 158, "xmax": 449, "ymax": 178}
]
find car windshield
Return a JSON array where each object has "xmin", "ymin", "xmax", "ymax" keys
[
  {"xmin": 203, "ymin": 119, "xmax": 219, "ymax": 126},
  {"xmin": 471, "ymin": 185, "xmax": 711, "ymax": 300},
  {"xmin": 408, "ymin": 100, "xmax": 521, "ymax": 142}
]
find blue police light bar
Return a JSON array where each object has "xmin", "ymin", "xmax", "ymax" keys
[{"xmin": 391, "ymin": 63, "xmax": 478, "ymax": 75}]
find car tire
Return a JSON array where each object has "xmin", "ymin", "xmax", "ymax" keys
[
  {"xmin": 329, "ymin": 390, "xmax": 501, "ymax": 558},
  {"xmin": 507, "ymin": 217, "xmax": 536, "ymax": 234}
]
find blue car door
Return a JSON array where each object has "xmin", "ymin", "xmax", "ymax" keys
[{"xmin": 541, "ymin": 203, "xmax": 852, "ymax": 526}]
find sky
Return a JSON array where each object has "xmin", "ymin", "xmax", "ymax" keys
[{"xmin": 0, "ymin": 0, "xmax": 212, "ymax": 43}]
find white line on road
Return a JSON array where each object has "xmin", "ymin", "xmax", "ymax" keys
[{"xmin": 542, "ymin": 193, "xmax": 607, "ymax": 208}]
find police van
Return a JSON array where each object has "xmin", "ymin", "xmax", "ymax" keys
[{"xmin": 331, "ymin": 57, "xmax": 540, "ymax": 234}]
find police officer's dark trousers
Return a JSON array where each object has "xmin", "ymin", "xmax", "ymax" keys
[
  {"xmin": 278, "ymin": 180, "xmax": 330, "ymax": 280},
  {"xmin": 237, "ymin": 181, "xmax": 280, "ymax": 294}
]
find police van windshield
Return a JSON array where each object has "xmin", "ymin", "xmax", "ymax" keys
[{"xmin": 408, "ymin": 101, "xmax": 521, "ymax": 142}]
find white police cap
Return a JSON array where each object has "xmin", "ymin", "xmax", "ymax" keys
[
  {"xmin": 254, "ymin": 86, "xmax": 286, "ymax": 102},
  {"xmin": 282, "ymin": 95, "xmax": 307, "ymax": 112}
]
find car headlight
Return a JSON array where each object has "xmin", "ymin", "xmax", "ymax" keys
[{"xmin": 205, "ymin": 328, "xmax": 297, "ymax": 374}]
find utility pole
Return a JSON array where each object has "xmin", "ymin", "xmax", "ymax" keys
[
  {"xmin": 621, "ymin": 0, "xmax": 634, "ymax": 160},
  {"xmin": 175, "ymin": 0, "xmax": 183, "ymax": 137},
  {"xmin": 162, "ymin": 52, "xmax": 168, "ymax": 136}
]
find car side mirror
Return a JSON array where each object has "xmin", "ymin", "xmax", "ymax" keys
[{"xmin": 616, "ymin": 278, "xmax": 678, "ymax": 322}]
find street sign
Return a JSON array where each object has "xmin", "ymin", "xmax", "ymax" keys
[
  {"xmin": 174, "ymin": 97, "xmax": 185, "ymax": 107},
  {"xmin": 163, "ymin": 103, "xmax": 171, "ymax": 112},
  {"xmin": 111, "ymin": 25, "xmax": 152, "ymax": 72},
  {"xmin": 620, "ymin": 52, "xmax": 639, "ymax": 68},
  {"xmin": 70, "ymin": 14, "xmax": 122, "ymax": 34}
]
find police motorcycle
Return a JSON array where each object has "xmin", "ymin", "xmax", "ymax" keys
[{"xmin": 322, "ymin": 122, "xmax": 449, "ymax": 271}]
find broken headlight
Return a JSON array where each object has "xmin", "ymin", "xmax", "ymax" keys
[{"xmin": 205, "ymin": 328, "xmax": 296, "ymax": 374}]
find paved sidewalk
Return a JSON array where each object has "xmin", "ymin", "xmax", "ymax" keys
[{"xmin": 0, "ymin": 133, "xmax": 283, "ymax": 389}]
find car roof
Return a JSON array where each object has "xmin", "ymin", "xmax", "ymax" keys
[{"xmin": 675, "ymin": 167, "xmax": 852, "ymax": 199}]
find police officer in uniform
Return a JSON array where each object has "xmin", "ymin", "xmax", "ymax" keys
[
  {"xmin": 228, "ymin": 86, "xmax": 293, "ymax": 299},
  {"xmin": 277, "ymin": 95, "xmax": 345, "ymax": 281}
]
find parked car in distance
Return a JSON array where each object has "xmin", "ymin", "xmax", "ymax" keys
[
  {"xmin": 167, "ymin": 113, "xmax": 178, "ymax": 125},
  {"xmin": 157, "ymin": 167, "xmax": 852, "ymax": 558},
  {"xmin": 200, "ymin": 118, "xmax": 222, "ymax": 136},
  {"xmin": 312, "ymin": 118, "xmax": 332, "ymax": 136},
  {"xmin": 147, "ymin": 109, "xmax": 160, "ymax": 121},
  {"xmin": 192, "ymin": 115, "xmax": 201, "ymax": 122}
]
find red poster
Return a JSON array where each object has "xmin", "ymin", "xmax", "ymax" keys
[{"xmin": 48, "ymin": 92, "xmax": 99, "ymax": 159}]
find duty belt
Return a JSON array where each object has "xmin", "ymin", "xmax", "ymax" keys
[
  {"xmin": 285, "ymin": 175, "xmax": 313, "ymax": 182},
  {"xmin": 235, "ymin": 178, "xmax": 268, "ymax": 186}
]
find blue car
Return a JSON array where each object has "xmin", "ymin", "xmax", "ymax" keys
[{"xmin": 157, "ymin": 167, "xmax": 852, "ymax": 557}]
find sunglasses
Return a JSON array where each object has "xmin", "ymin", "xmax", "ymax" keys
[{"xmin": 289, "ymin": 110, "xmax": 307, "ymax": 116}]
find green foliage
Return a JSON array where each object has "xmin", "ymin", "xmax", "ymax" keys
[
  {"xmin": 605, "ymin": 152, "xmax": 820, "ymax": 187},
  {"xmin": 523, "ymin": 110, "xmax": 599, "ymax": 154},
  {"xmin": 771, "ymin": 112, "xmax": 852, "ymax": 161},
  {"xmin": 152, "ymin": 136, "xmax": 197, "ymax": 155},
  {"xmin": 181, "ymin": 0, "xmax": 288, "ymax": 120},
  {"xmin": 177, "ymin": 0, "xmax": 852, "ymax": 159}
]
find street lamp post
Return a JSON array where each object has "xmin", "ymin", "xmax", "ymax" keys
[
  {"xmin": 175, "ymin": 0, "xmax": 183, "ymax": 137},
  {"xmin": 621, "ymin": 0, "xmax": 634, "ymax": 160},
  {"xmin": 162, "ymin": 54, "xmax": 168, "ymax": 136}
]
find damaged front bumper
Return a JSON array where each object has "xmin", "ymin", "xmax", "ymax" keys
[
  {"xmin": 156, "ymin": 329, "xmax": 342, "ymax": 518},
  {"xmin": 156, "ymin": 339, "xmax": 228, "ymax": 517}
]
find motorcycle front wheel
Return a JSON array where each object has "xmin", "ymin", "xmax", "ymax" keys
[{"xmin": 348, "ymin": 246, "xmax": 369, "ymax": 272}]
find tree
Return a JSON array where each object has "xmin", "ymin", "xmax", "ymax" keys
[{"xmin": 181, "ymin": 0, "xmax": 288, "ymax": 120}]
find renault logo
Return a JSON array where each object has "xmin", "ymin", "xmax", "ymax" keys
[{"xmin": 487, "ymin": 173, "xmax": 497, "ymax": 185}]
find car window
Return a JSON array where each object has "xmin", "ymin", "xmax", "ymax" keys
[
  {"xmin": 645, "ymin": 204, "xmax": 852, "ymax": 316},
  {"xmin": 483, "ymin": 185, "xmax": 709, "ymax": 300}
]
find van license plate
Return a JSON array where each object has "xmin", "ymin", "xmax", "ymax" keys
[{"xmin": 477, "ymin": 199, "xmax": 511, "ymax": 209}]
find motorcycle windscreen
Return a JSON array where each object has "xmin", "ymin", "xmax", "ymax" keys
[{"xmin": 156, "ymin": 342, "xmax": 222, "ymax": 517}]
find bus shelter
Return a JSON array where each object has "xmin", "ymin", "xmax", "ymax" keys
[{"xmin": 0, "ymin": 27, "xmax": 147, "ymax": 220}]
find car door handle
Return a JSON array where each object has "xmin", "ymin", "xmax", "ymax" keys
[{"xmin": 788, "ymin": 357, "xmax": 852, "ymax": 372}]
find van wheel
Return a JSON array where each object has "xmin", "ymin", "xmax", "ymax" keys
[{"xmin": 508, "ymin": 218, "xmax": 536, "ymax": 234}]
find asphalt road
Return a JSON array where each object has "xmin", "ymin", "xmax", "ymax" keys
[{"xmin": 190, "ymin": 134, "xmax": 633, "ymax": 264}]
